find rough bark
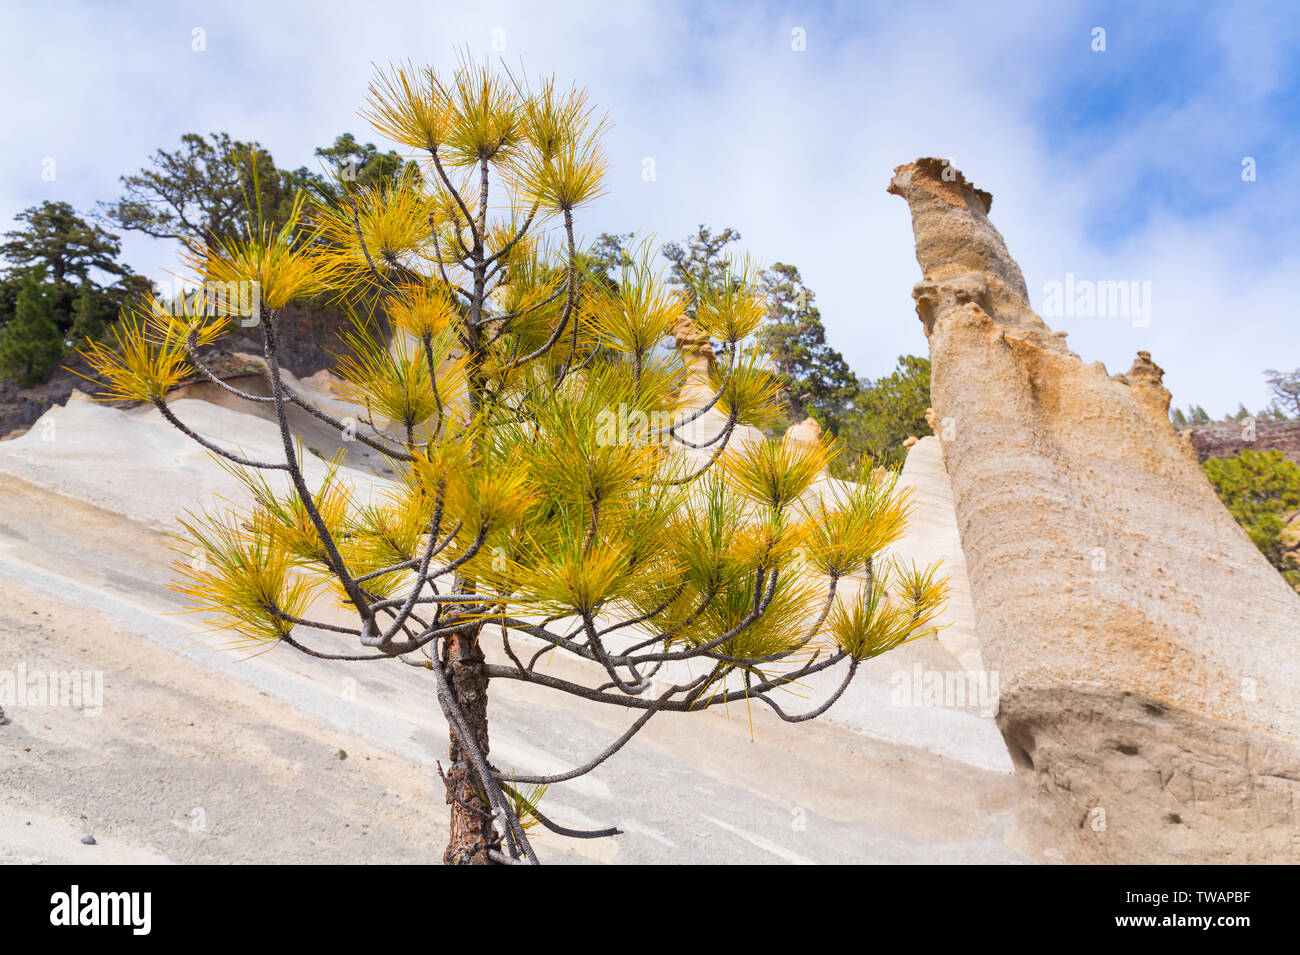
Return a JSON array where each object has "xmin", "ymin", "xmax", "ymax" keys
[
  {"xmin": 442, "ymin": 627, "xmax": 497, "ymax": 865},
  {"xmin": 888, "ymin": 157, "xmax": 1300, "ymax": 863}
]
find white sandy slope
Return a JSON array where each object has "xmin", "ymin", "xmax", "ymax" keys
[
  {"xmin": 0, "ymin": 367, "xmax": 396, "ymax": 530},
  {"xmin": 0, "ymin": 379, "xmax": 1020, "ymax": 864}
]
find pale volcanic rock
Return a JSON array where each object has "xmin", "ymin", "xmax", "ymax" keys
[
  {"xmin": 0, "ymin": 377, "xmax": 1022, "ymax": 863},
  {"xmin": 896, "ymin": 436, "xmax": 985, "ymax": 680},
  {"xmin": 796, "ymin": 435, "xmax": 1007, "ymax": 774},
  {"xmin": 671, "ymin": 315, "xmax": 719, "ymax": 413},
  {"xmin": 785, "ymin": 416, "xmax": 823, "ymax": 446},
  {"xmin": 889, "ymin": 157, "xmax": 1300, "ymax": 863},
  {"xmin": 0, "ymin": 388, "xmax": 383, "ymax": 530}
]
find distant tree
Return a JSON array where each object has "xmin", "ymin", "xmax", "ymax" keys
[
  {"xmin": 1172, "ymin": 397, "xmax": 1291, "ymax": 428},
  {"xmin": 68, "ymin": 275, "xmax": 151, "ymax": 344},
  {"xmin": 661, "ymin": 224, "xmax": 742, "ymax": 323},
  {"xmin": 837, "ymin": 355, "xmax": 932, "ymax": 472},
  {"xmin": 1265, "ymin": 368, "xmax": 1300, "ymax": 419},
  {"xmin": 1204, "ymin": 449, "xmax": 1300, "ymax": 589},
  {"xmin": 0, "ymin": 274, "xmax": 65, "ymax": 387},
  {"xmin": 1, "ymin": 201, "xmax": 131, "ymax": 319},
  {"xmin": 583, "ymin": 232, "xmax": 632, "ymax": 289},
  {"xmin": 0, "ymin": 203, "xmax": 144, "ymax": 384},
  {"xmin": 100, "ymin": 132, "xmax": 309, "ymax": 248},
  {"xmin": 308, "ymin": 133, "xmax": 420, "ymax": 206},
  {"xmin": 757, "ymin": 262, "xmax": 857, "ymax": 426}
]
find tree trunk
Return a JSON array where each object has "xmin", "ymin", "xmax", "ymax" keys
[{"xmin": 441, "ymin": 626, "xmax": 497, "ymax": 865}]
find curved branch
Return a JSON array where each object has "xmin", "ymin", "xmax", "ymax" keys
[
  {"xmin": 749, "ymin": 657, "xmax": 859, "ymax": 722},
  {"xmin": 281, "ymin": 634, "xmax": 390, "ymax": 661},
  {"xmin": 654, "ymin": 415, "xmax": 736, "ymax": 487},
  {"xmin": 260, "ymin": 309, "xmax": 372, "ymax": 620},
  {"xmin": 498, "ymin": 674, "xmax": 708, "ymax": 785},
  {"xmin": 152, "ymin": 398, "xmax": 289, "ymax": 470},
  {"xmin": 523, "ymin": 803, "xmax": 621, "ymax": 840}
]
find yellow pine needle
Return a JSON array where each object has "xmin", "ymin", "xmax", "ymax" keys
[
  {"xmin": 172, "ymin": 510, "xmax": 317, "ymax": 648},
  {"xmin": 484, "ymin": 781, "xmax": 548, "ymax": 833},
  {"xmin": 710, "ymin": 348, "xmax": 786, "ymax": 430},
  {"xmin": 446, "ymin": 465, "xmax": 535, "ymax": 536},
  {"xmin": 826, "ymin": 559, "xmax": 949, "ymax": 661},
  {"xmin": 387, "ymin": 283, "xmax": 459, "ymax": 340},
  {"xmin": 363, "ymin": 61, "xmax": 451, "ymax": 154},
  {"xmin": 187, "ymin": 191, "xmax": 328, "ymax": 311},
  {"xmin": 800, "ymin": 467, "xmax": 914, "ymax": 577},
  {"xmin": 722, "ymin": 430, "xmax": 837, "ymax": 511},
  {"xmin": 314, "ymin": 172, "xmax": 434, "ymax": 286},
  {"xmin": 441, "ymin": 57, "xmax": 522, "ymax": 166},
  {"xmin": 79, "ymin": 302, "xmax": 193, "ymax": 402},
  {"xmin": 510, "ymin": 132, "xmax": 608, "ymax": 212},
  {"xmin": 334, "ymin": 320, "xmax": 452, "ymax": 433},
  {"xmin": 512, "ymin": 75, "xmax": 594, "ymax": 162},
  {"xmin": 582, "ymin": 247, "xmax": 684, "ymax": 358},
  {"xmin": 693, "ymin": 256, "xmax": 768, "ymax": 345}
]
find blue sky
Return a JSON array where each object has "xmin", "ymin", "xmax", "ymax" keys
[{"xmin": 2, "ymin": 0, "xmax": 1297, "ymax": 414}]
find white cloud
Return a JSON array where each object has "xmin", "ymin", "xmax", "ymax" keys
[{"xmin": 1, "ymin": 0, "xmax": 1294, "ymax": 413}]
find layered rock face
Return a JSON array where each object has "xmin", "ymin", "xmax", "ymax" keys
[{"xmin": 889, "ymin": 158, "xmax": 1300, "ymax": 862}]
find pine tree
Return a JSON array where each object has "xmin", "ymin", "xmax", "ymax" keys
[
  {"xmin": 308, "ymin": 132, "xmax": 421, "ymax": 206},
  {"xmin": 100, "ymin": 132, "xmax": 308, "ymax": 248},
  {"xmin": 0, "ymin": 274, "xmax": 65, "ymax": 387},
  {"xmin": 84, "ymin": 59, "xmax": 947, "ymax": 864},
  {"xmin": 0, "ymin": 201, "xmax": 132, "ymax": 329},
  {"xmin": 1205, "ymin": 450, "xmax": 1300, "ymax": 589},
  {"xmin": 837, "ymin": 355, "xmax": 933, "ymax": 471},
  {"xmin": 68, "ymin": 282, "xmax": 117, "ymax": 344},
  {"xmin": 661, "ymin": 224, "xmax": 742, "ymax": 323},
  {"xmin": 1265, "ymin": 368, "xmax": 1300, "ymax": 419},
  {"xmin": 757, "ymin": 263, "xmax": 858, "ymax": 426}
]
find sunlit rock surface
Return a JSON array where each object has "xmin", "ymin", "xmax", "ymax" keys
[{"xmin": 890, "ymin": 157, "xmax": 1300, "ymax": 863}]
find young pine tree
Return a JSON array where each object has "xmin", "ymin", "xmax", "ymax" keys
[
  {"xmin": 1204, "ymin": 449, "xmax": 1300, "ymax": 589},
  {"xmin": 0, "ymin": 273, "xmax": 65, "ymax": 387},
  {"xmin": 83, "ymin": 59, "xmax": 947, "ymax": 865}
]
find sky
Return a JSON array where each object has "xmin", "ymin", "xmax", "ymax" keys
[{"xmin": 1, "ymin": 0, "xmax": 1297, "ymax": 415}]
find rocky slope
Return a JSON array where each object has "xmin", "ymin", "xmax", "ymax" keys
[
  {"xmin": 0, "ymin": 300, "xmax": 354, "ymax": 440},
  {"xmin": 1182, "ymin": 419, "xmax": 1300, "ymax": 464}
]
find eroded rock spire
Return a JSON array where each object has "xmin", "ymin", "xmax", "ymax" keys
[{"xmin": 890, "ymin": 157, "xmax": 1300, "ymax": 863}]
